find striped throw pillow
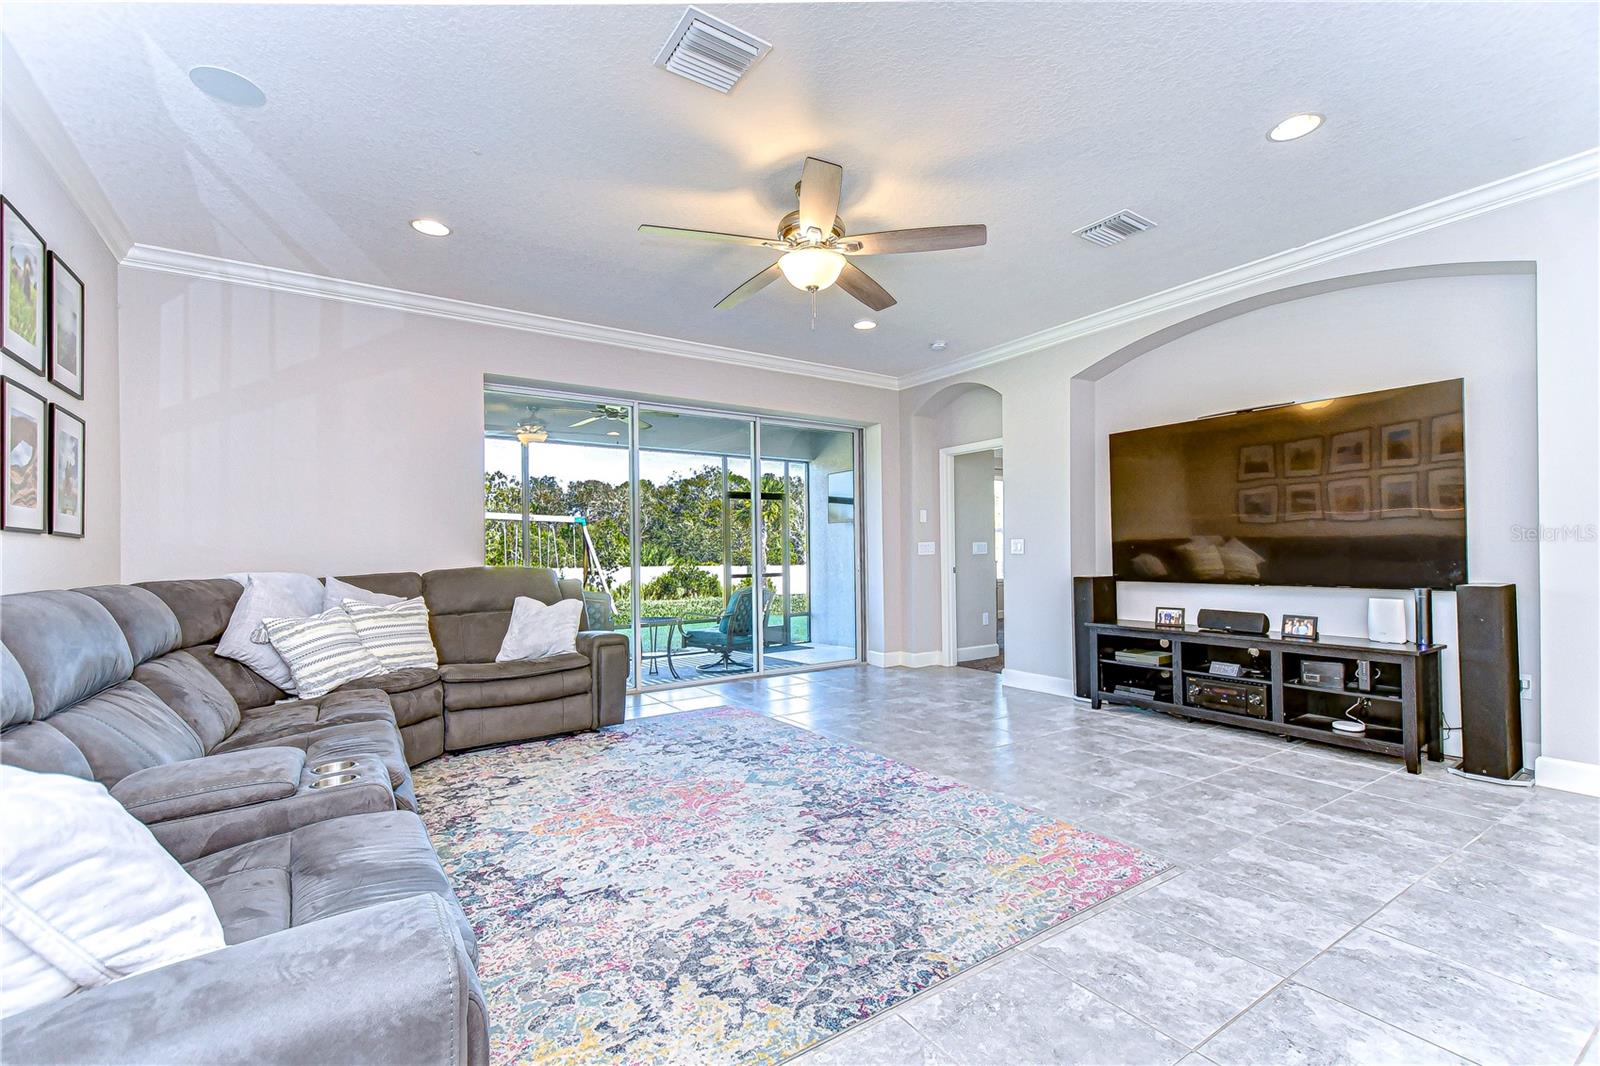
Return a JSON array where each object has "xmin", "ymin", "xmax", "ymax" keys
[
  {"xmin": 341, "ymin": 598, "xmax": 438, "ymax": 671},
  {"xmin": 258, "ymin": 608, "xmax": 387, "ymax": 699}
]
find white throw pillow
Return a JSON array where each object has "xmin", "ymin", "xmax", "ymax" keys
[
  {"xmin": 0, "ymin": 766, "xmax": 225, "ymax": 1019},
  {"xmin": 342, "ymin": 598, "xmax": 438, "ymax": 671},
  {"xmin": 216, "ymin": 573, "xmax": 324, "ymax": 693},
  {"xmin": 496, "ymin": 596, "xmax": 584, "ymax": 662},
  {"xmin": 322, "ymin": 576, "xmax": 402, "ymax": 612},
  {"xmin": 259, "ymin": 607, "xmax": 387, "ymax": 699}
]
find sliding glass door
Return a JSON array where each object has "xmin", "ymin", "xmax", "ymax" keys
[
  {"xmin": 485, "ymin": 384, "xmax": 862, "ymax": 691},
  {"xmin": 638, "ymin": 408, "xmax": 758, "ymax": 682},
  {"xmin": 483, "ymin": 389, "xmax": 635, "ymax": 685},
  {"xmin": 757, "ymin": 422, "xmax": 859, "ymax": 670}
]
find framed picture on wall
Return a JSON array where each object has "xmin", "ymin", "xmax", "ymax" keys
[
  {"xmin": 2, "ymin": 376, "xmax": 47, "ymax": 532},
  {"xmin": 2, "ymin": 198, "xmax": 47, "ymax": 376},
  {"xmin": 1430, "ymin": 411, "xmax": 1464, "ymax": 461},
  {"xmin": 48, "ymin": 253, "xmax": 84, "ymax": 399},
  {"xmin": 1327, "ymin": 477, "xmax": 1371, "ymax": 521},
  {"xmin": 1380, "ymin": 421, "xmax": 1421, "ymax": 467},
  {"xmin": 1328, "ymin": 428, "xmax": 1371, "ymax": 473},
  {"xmin": 1282, "ymin": 437, "xmax": 1323, "ymax": 477},
  {"xmin": 1237, "ymin": 443, "xmax": 1275, "ymax": 481},
  {"xmin": 47, "ymin": 403, "xmax": 84, "ymax": 537},
  {"xmin": 1427, "ymin": 467, "xmax": 1466, "ymax": 517},
  {"xmin": 1238, "ymin": 485, "xmax": 1278, "ymax": 524},
  {"xmin": 1378, "ymin": 473, "xmax": 1420, "ymax": 518},
  {"xmin": 1282, "ymin": 481, "xmax": 1323, "ymax": 521}
]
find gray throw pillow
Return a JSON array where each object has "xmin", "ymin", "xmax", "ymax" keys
[{"xmin": 215, "ymin": 574, "xmax": 324, "ymax": 692}]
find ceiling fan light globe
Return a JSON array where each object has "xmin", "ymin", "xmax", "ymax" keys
[{"xmin": 778, "ymin": 247, "xmax": 846, "ymax": 292}]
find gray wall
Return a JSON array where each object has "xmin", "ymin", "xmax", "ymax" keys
[
  {"xmin": 899, "ymin": 181, "xmax": 1596, "ymax": 780},
  {"xmin": 1094, "ymin": 272, "xmax": 1538, "ymax": 762},
  {"xmin": 902, "ymin": 384, "xmax": 1003, "ymax": 660},
  {"xmin": 0, "ymin": 108, "xmax": 122, "ymax": 592},
  {"xmin": 116, "ymin": 268, "xmax": 907, "ymax": 658}
]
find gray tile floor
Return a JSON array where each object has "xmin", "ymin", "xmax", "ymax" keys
[{"xmin": 624, "ymin": 665, "xmax": 1600, "ymax": 1066}]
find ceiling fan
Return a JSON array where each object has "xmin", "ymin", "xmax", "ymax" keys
[
  {"xmin": 639, "ymin": 156, "xmax": 986, "ymax": 317},
  {"xmin": 568, "ymin": 403, "xmax": 676, "ymax": 432}
]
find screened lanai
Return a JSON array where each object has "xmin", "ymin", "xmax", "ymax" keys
[{"xmin": 484, "ymin": 384, "xmax": 861, "ymax": 689}]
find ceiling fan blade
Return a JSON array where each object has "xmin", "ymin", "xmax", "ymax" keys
[
  {"xmin": 797, "ymin": 157, "xmax": 844, "ymax": 238},
  {"xmin": 570, "ymin": 416, "xmax": 601, "ymax": 428},
  {"xmin": 638, "ymin": 225, "xmax": 785, "ymax": 249},
  {"xmin": 836, "ymin": 261, "xmax": 896, "ymax": 311},
  {"xmin": 715, "ymin": 262, "xmax": 783, "ymax": 309},
  {"xmin": 841, "ymin": 225, "xmax": 987, "ymax": 256}
]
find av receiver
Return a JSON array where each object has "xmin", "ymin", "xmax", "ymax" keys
[{"xmin": 1185, "ymin": 677, "xmax": 1269, "ymax": 718}]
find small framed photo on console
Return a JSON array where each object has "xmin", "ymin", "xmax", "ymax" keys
[
  {"xmin": 1154, "ymin": 607, "xmax": 1186, "ymax": 629},
  {"xmin": 1282, "ymin": 614, "xmax": 1320, "ymax": 641}
]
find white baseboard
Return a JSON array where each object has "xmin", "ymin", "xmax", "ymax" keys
[
  {"xmin": 1533, "ymin": 755, "xmax": 1600, "ymax": 797},
  {"xmin": 866, "ymin": 650, "xmax": 943, "ymax": 669},
  {"xmin": 957, "ymin": 643, "xmax": 1000, "ymax": 663},
  {"xmin": 1000, "ymin": 668, "xmax": 1076, "ymax": 697}
]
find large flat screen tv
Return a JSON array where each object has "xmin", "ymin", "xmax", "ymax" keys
[{"xmin": 1110, "ymin": 379, "xmax": 1466, "ymax": 590}]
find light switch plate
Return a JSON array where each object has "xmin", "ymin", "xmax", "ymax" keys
[
  {"xmin": 981, "ymin": 611, "xmax": 991, "ymax": 626},
  {"xmin": 972, "ymin": 541, "xmax": 988, "ymax": 555},
  {"xmin": 1010, "ymin": 539, "xmax": 1024, "ymax": 555},
  {"xmin": 919, "ymin": 509, "xmax": 928, "ymax": 523},
  {"xmin": 917, "ymin": 541, "xmax": 936, "ymax": 556}
]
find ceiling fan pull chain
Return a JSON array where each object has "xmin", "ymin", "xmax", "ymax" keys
[{"xmin": 810, "ymin": 288, "xmax": 817, "ymax": 330}]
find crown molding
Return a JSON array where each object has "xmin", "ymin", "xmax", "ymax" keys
[
  {"xmin": 897, "ymin": 149, "xmax": 1600, "ymax": 389},
  {"xmin": 2, "ymin": 43, "xmax": 135, "ymax": 259},
  {"xmin": 119, "ymin": 245, "xmax": 901, "ymax": 390}
]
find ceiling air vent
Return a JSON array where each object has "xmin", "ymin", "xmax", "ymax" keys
[
  {"xmin": 654, "ymin": 7, "xmax": 772, "ymax": 94},
  {"xmin": 1074, "ymin": 210, "xmax": 1156, "ymax": 247}
]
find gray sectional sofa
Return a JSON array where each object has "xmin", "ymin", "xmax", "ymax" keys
[{"xmin": 0, "ymin": 565, "xmax": 629, "ymax": 1064}]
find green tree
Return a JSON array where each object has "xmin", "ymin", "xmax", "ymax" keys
[{"xmin": 485, "ymin": 462, "xmax": 809, "ymax": 572}]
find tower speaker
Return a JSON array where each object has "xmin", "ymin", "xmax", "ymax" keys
[
  {"xmin": 1456, "ymin": 583, "xmax": 1522, "ymax": 780},
  {"xmin": 1073, "ymin": 577, "xmax": 1117, "ymax": 699}
]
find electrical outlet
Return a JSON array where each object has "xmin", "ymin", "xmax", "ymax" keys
[
  {"xmin": 1010, "ymin": 539, "xmax": 1024, "ymax": 555},
  {"xmin": 1519, "ymin": 675, "xmax": 1533, "ymax": 700},
  {"xmin": 981, "ymin": 611, "xmax": 991, "ymax": 626}
]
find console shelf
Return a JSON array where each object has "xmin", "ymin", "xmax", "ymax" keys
[{"xmin": 1085, "ymin": 620, "xmax": 1445, "ymax": 773}]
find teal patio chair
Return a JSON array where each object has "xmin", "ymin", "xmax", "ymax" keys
[{"xmin": 681, "ymin": 586, "xmax": 774, "ymax": 672}]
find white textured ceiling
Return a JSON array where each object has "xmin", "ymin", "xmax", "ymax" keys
[{"xmin": 6, "ymin": 2, "xmax": 1596, "ymax": 378}]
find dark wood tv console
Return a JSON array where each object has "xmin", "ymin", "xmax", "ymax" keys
[{"xmin": 1086, "ymin": 620, "xmax": 1445, "ymax": 773}]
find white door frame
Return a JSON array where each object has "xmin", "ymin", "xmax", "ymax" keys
[{"xmin": 939, "ymin": 437, "xmax": 1004, "ymax": 668}]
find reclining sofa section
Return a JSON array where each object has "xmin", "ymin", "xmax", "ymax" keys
[{"xmin": 1, "ymin": 566, "xmax": 627, "ymax": 772}]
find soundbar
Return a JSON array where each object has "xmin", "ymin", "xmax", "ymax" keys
[{"xmin": 1196, "ymin": 608, "xmax": 1270, "ymax": 636}]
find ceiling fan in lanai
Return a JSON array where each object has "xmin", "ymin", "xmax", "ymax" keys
[{"xmin": 639, "ymin": 156, "xmax": 987, "ymax": 322}]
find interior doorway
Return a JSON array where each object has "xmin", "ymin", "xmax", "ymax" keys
[{"xmin": 939, "ymin": 439, "xmax": 1004, "ymax": 671}]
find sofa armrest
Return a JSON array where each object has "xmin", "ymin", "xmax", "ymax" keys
[
  {"xmin": 2, "ymin": 895, "xmax": 489, "ymax": 1066},
  {"xmin": 112, "ymin": 748, "xmax": 305, "ymax": 822},
  {"xmin": 114, "ymin": 751, "xmax": 398, "ymax": 863},
  {"xmin": 575, "ymin": 630, "xmax": 629, "ymax": 728}
]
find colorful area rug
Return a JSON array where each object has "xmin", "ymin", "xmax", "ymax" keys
[{"xmin": 415, "ymin": 708, "xmax": 1168, "ymax": 1064}]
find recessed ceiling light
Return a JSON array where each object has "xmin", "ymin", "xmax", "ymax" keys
[
  {"xmin": 410, "ymin": 218, "xmax": 451, "ymax": 237},
  {"xmin": 853, "ymin": 319, "xmax": 877, "ymax": 331},
  {"xmin": 188, "ymin": 66, "xmax": 266, "ymax": 108},
  {"xmin": 606, "ymin": 430, "xmax": 621, "ymax": 437},
  {"xmin": 929, "ymin": 340, "xmax": 948, "ymax": 352},
  {"xmin": 1267, "ymin": 113, "xmax": 1324, "ymax": 142}
]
